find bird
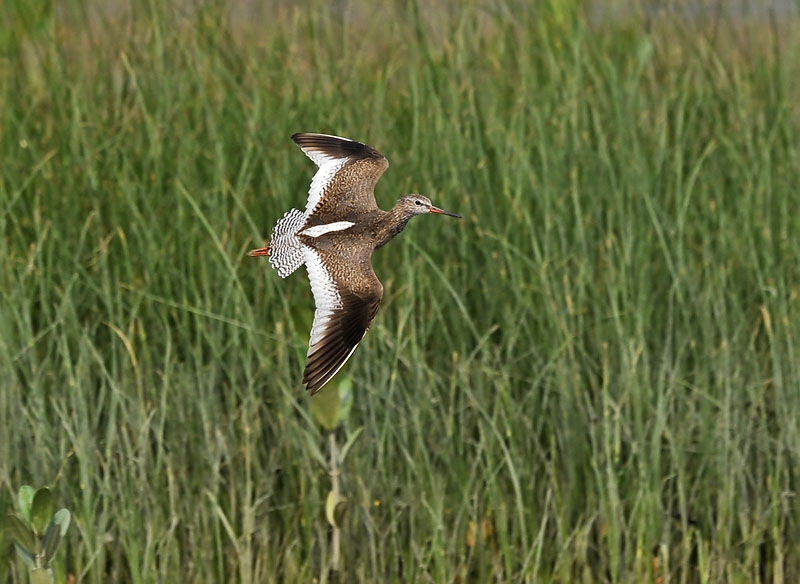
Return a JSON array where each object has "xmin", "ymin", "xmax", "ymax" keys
[{"xmin": 248, "ymin": 133, "xmax": 461, "ymax": 395}]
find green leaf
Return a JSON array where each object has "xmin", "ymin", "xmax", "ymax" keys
[
  {"xmin": 30, "ymin": 488, "xmax": 54, "ymax": 536},
  {"xmin": 41, "ymin": 523, "xmax": 60, "ymax": 566},
  {"xmin": 311, "ymin": 381, "xmax": 340, "ymax": 430},
  {"xmin": 52, "ymin": 509, "xmax": 71, "ymax": 537},
  {"xmin": 17, "ymin": 486, "xmax": 35, "ymax": 525},
  {"xmin": 5, "ymin": 514, "xmax": 36, "ymax": 553},
  {"xmin": 41, "ymin": 509, "xmax": 70, "ymax": 566},
  {"xmin": 325, "ymin": 490, "xmax": 347, "ymax": 528},
  {"xmin": 335, "ymin": 376, "xmax": 353, "ymax": 421},
  {"xmin": 310, "ymin": 376, "xmax": 353, "ymax": 430}
]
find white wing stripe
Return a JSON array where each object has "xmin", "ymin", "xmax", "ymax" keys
[
  {"xmin": 300, "ymin": 221, "xmax": 355, "ymax": 237},
  {"xmin": 302, "ymin": 248, "xmax": 342, "ymax": 347},
  {"xmin": 303, "ymin": 158, "xmax": 347, "ymax": 218}
]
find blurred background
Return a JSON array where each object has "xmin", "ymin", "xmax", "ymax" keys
[{"xmin": 2, "ymin": 0, "xmax": 800, "ymax": 582}]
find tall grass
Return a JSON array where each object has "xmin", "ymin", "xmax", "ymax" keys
[{"xmin": 2, "ymin": 0, "xmax": 800, "ymax": 581}]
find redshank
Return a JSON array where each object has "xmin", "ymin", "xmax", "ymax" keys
[{"xmin": 249, "ymin": 133, "xmax": 460, "ymax": 394}]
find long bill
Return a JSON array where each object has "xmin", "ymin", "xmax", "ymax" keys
[{"xmin": 428, "ymin": 206, "xmax": 461, "ymax": 218}]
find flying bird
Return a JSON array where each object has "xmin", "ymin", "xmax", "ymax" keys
[{"xmin": 249, "ymin": 133, "xmax": 460, "ymax": 394}]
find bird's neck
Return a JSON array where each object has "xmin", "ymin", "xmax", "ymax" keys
[{"xmin": 374, "ymin": 206, "xmax": 414, "ymax": 249}]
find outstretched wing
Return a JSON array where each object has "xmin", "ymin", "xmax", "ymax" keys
[
  {"xmin": 301, "ymin": 244, "xmax": 383, "ymax": 394},
  {"xmin": 292, "ymin": 133, "xmax": 389, "ymax": 223}
]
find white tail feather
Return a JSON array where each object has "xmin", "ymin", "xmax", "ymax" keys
[{"xmin": 269, "ymin": 209, "xmax": 306, "ymax": 277}]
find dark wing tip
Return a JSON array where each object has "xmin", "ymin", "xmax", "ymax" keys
[
  {"xmin": 302, "ymin": 293, "xmax": 382, "ymax": 395},
  {"xmin": 302, "ymin": 320, "xmax": 364, "ymax": 395},
  {"xmin": 303, "ymin": 340, "xmax": 359, "ymax": 395},
  {"xmin": 292, "ymin": 132, "xmax": 384, "ymax": 161}
]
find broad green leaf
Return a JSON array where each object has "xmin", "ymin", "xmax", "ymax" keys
[
  {"xmin": 335, "ymin": 376, "xmax": 353, "ymax": 422},
  {"xmin": 17, "ymin": 485, "xmax": 35, "ymax": 524},
  {"xmin": 310, "ymin": 376, "xmax": 353, "ymax": 430},
  {"xmin": 5, "ymin": 514, "xmax": 36, "ymax": 552},
  {"xmin": 311, "ymin": 381, "xmax": 340, "ymax": 430},
  {"xmin": 42, "ymin": 522, "xmax": 61, "ymax": 566},
  {"xmin": 53, "ymin": 509, "xmax": 71, "ymax": 537},
  {"xmin": 42, "ymin": 509, "xmax": 71, "ymax": 566},
  {"xmin": 30, "ymin": 488, "xmax": 54, "ymax": 536}
]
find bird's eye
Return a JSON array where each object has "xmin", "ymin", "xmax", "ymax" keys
[{"xmin": 415, "ymin": 200, "xmax": 422, "ymax": 206}]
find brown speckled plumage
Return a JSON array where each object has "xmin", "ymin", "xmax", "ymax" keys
[{"xmin": 249, "ymin": 133, "xmax": 461, "ymax": 394}]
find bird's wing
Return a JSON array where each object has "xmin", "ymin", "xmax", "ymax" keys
[
  {"xmin": 301, "ymin": 244, "xmax": 383, "ymax": 394},
  {"xmin": 292, "ymin": 133, "xmax": 389, "ymax": 222}
]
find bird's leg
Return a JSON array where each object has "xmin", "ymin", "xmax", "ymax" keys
[{"xmin": 247, "ymin": 246, "xmax": 270, "ymax": 257}]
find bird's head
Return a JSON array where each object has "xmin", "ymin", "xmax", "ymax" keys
[{"xmin": 398, "ymin": 194, "xmax": 461, "ymax": 218}]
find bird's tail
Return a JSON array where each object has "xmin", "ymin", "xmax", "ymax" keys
[{"xmin": 269, "ymin": 209, "xmax": 306, "ymax": 278}]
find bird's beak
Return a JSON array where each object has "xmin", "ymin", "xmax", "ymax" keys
[
  {"xmin": 428, "ymin": 205, "xmax": 461, "ymax": 218},
  {"xmin": 248, "ymin": 246, "xmax": 270, "ymax": 257}
]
